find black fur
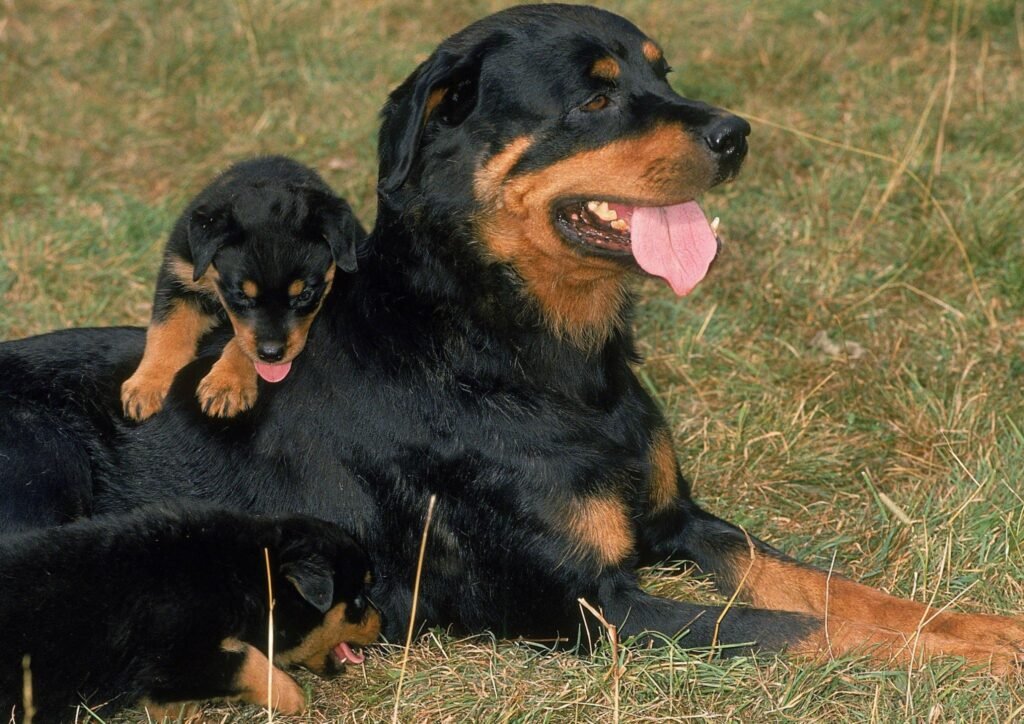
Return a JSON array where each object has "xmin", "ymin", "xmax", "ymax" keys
[
  {"xmin": 0, "ymin": 505, "xmax": 379, "ymax": 723},
  {"xmin": 0, "ymin": 4, "xmax": 817, "ymax": 658},
  {"xmin": 121, "ymin": 155, "xmax": 365, "ymax": 421}
]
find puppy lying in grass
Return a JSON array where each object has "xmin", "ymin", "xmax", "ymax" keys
[
  {"xmin": 0, "ymin": 505, "xmax": 380, "ymax": 722},
  {"xmin": 121, "ymin": 156, "xmax": 363, "ymax": 420}
]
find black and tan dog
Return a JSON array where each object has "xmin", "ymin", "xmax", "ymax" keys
[
  {"xmin": 1, "ymin": 3, "xmax": 1022, "ymax": 675},
  {"xmin": 0, "ymin": 505, "xmax": 380, "ymax": 723},
  {"xmin": 121, "ymin": 156, "xmax": 362, "ymax": 420}
]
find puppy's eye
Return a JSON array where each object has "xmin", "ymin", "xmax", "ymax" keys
[
  {"xmin": 294, "ymin": 287, "xmax": 316, "ymax": 306},
  {"xmin": 581, "ymin": 94, "xmax": 610, "ymax": 112}
]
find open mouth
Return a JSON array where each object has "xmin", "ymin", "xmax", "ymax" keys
[
  {"xmin": 330, "ymin": 641, "xmax": 366, "ymax": 666},
  {"xmin": 555, "ymin": 200, "xmax": 636, "ymax": 254},
  {"xmin": 553, "ymin": 198, "xmax": 722, "ymax": 296}
]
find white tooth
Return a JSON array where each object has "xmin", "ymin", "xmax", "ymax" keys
[
  {"xmin": 594, "ymin": 201, "xmax": 618, "ymax": 222},
  {"xmin": 610, "ymin": 219, "xmax": 628, "ymax": 232},
  {"xmin": 710, "ymin": 216, "xmax": 720, "ymax": 234},
  {"xmin": 587, "ymin": 201, "xmax": 600, "ymax": 213}
]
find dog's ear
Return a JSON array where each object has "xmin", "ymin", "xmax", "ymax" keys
[
  {"xmin": 377, "ymin": 37, "xmax": 502, "ymax": 197},
  {"xmin": 187, "ymin": 205, "xmax": 236, "ymax": 281},
  {"xmin": 281, "ymin": 555, "xmax": 335, "ymax": 614},
  {"xmin": 309, "ymin": 193, "xmax": 364, "ymax": 273}
]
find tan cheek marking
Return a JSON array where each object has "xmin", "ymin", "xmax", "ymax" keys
[
  {"xmin": 648, "ymin": 427, "xmax": 679, "ymax": 511},
  {"xmin": 288, "ymin": 279, "xmax": 306, "ymax": 297},
  {"xmin": 591, "ymin": 57, "xmax": 620, "ymax": 80},
  {"xmin": 642, "ymin": 40, "xmax": 662, "ymax": 63},
  {"xmin": 242, "ymin": 280, "xmax": 259, "ymax": 298},
  {"xmin": 275, "ymin": 603, "xmax": 382, "ymax": 672},
  {"xmin": 564, "ymin": 496, "xmax": 634, "ymax": 567},
  {"xmin": 474, "ymin": 126, "xmax": 712, "ymax": 347}
]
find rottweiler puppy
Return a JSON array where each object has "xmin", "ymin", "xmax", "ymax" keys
[
  {"xmin": 0, "ymin": 505, "xmax": 380, "ymax": 723},
  {"xmin": 121, "ymin": 156, "xmax": 362, "ymax": 420}
]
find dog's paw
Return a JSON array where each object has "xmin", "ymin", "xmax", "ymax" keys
[
  {"xmin": 197, "ymin": 367, "xmax": 258, "ymax": 418},
  {"xmin": 269, "ymin": 672, "xmax": 307, "ymax": 715},
  {"xmin": 121, "ymin": 374, "xmax": 169, "ymax": 421}
]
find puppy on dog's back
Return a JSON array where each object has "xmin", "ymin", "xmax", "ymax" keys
[
  {"xmin": 0, "ymin": 505, "xmax": 380, "ymax": 723},
  {"xmin": 121, "ymin": 156, "xmax": 364, "ymax": 421}
]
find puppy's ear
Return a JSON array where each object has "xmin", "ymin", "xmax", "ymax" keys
[
  {"xmin": 377, "ymin": 36, "xmax": 503, "ymax": 197},
  {"xmin": 309, "ymin": 193, "xmax": 364, "ymax": 273},
  {"xmin": 188, "ymin": 205, "xmax": 236, "ymax": 281},
  {"xmin": 281, "ymin": 555, "xmax": 334, "ymax": 614}
]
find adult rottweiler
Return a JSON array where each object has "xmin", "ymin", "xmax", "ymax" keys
[
  {"xmin": 0, "ymin": 505, "xmax": 380, "ymax": 723},
  {"xmin": 1, "ymin": 4, "xmax": 1021, "ymax": 672}
]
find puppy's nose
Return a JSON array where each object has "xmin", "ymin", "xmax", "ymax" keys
[{"xmin": 256, "ymin": 342, "xmax": 286, "ymax": 363}]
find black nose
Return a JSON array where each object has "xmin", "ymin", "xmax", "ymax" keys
[
  {"xmin": 256, "ymin": 342, "xmax": 286, "ymax": 362},
  {"xmin": 703, "ymin": 115, "xmax": 751, "ymax": 155},
  {"xmin": 703, "ymin": 114, "xmax": 750, "ymax": 181}
]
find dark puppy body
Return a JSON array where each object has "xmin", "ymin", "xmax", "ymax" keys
[
  {"xmin": 1, "ymin": 3, "xmax": 1022, "ymax": 673},
  {"xmin": 0, "ymin": 505, "xmax": 380, "ymax": 723},
  {"xmin": 121, "ymin": 155, "xmax": 362, "ymax": 421}
]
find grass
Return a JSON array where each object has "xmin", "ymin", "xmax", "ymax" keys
[{"xmin": 3, "ymin": 0, "xmax": 1024, "ymax": 720}]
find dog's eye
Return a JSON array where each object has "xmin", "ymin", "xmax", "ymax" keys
[{"xmin": 581, "ymin": 94, "xmax": 610, "ymax": 112}]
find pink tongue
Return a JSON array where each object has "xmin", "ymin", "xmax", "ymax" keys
[
  {"xmin": 630, "ymin": 201, "xmax": 719, "ymax": 296},
  {"xmin": 253, "ymin": 361, "xmax": 292, "ymax": 383},
  {"xmin": 333, "ymin": 642, "xmax": 365, "ymax": 665}
]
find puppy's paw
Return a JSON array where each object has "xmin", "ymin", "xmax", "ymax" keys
[
  {"xmin": 197, "ymin": 367, "xmax": 258, "ymax": 418},
  {"xmin": 270, "ymin": 673, "xmax": 307, "ymax": 715},
  {"xmin": 121, "ymin": 373, "xmax": 169, "ymax": 421}
]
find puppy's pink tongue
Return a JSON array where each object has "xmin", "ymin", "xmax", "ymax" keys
[
  {"xmin": 254, "ymin": 361, "xmax": 292, "ymax": 383},
  {"xmin": 630, "ymin": 201, "xmax": 719, "ymax": 296},
  {"xmin": 333, "ymin": 642, "xmax": 365, "ymax": 665}
]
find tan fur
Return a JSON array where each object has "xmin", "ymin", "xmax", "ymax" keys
[
  {"xmin": 275, "ymin": 604, "xmax": 382, "ymax": 673},
  {"xmin": 474, "ymin": 127, "xmax": 713, "ymax": 348},
  {"xmin": 196, "ymin": 337, "xmax": 258, "ymax": 417},
  {"xmin": 648, "ymin": 427, "xmax": 679, "ymax": 510},
  {"xmin": 723, "ymin": 547, "xmax": 1024, "ymax": 671},
  {"xmin": 242, "ymin": 279, "xmax": 259, "ymax": 298},
  {"xmin": 424, "ymin": 87, "xmax": 448, "ymax": 124},
  {"xmin": 591, "ymin": 57, "xmax": 620, "ymax": 80},
  {"xmin": 642, "ymin": 40, "xmax": 662, "ymax": 63},
  {"xmin": 222, "ymin": 638, "xmax": 306, "ymax": 714},
  {"xmin": 564, "ymin": 496, "xmax": 634, "ymax": 566},
  {"xmin": 121, "ymin": 302, "xmax": 216, "ymax": 421},
  {"xmin": 166, "ymin": 256, "xmax": 219, "ymax": 296},
  {"xmin": 288, "ymin": 279, "xmax": 306, "ymax": 296}
]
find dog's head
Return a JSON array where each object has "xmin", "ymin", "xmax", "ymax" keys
[
  {"xmin": 377, "ymin": 4, "xmax": 749, "ymax": 345},
  {"xmin": 270, "ymin": 516, "xmax": 381, "ymax": 676},
  {"xmin": 187, "ymin": 158, "xmax": 363, "ymax": 380}
]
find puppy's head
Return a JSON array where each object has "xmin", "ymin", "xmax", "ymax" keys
[
  {"xmin": 377, "ymin": 4, "xmax": 749, "ymax": 345},
  {"xmin": 270, "ymin": 516, "xmax": 381, "ymax": 676},
  {"xmin": 188, "ymin": 169, "xmax": 362, "ymax": 382}
]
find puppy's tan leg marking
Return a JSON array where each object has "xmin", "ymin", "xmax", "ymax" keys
[{"xmin": 121, "ymin": 303, "xmax": 215, "ymax": 421}]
